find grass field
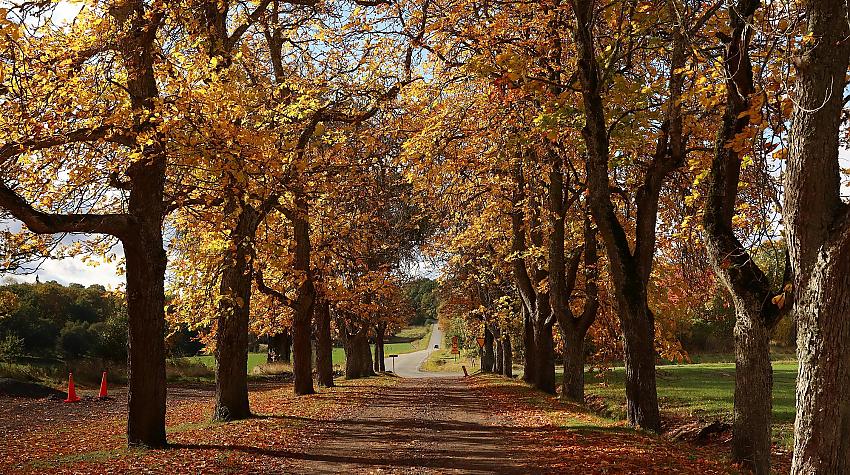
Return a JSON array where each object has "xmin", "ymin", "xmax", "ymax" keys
[
  {"xmin": 420, "ymin": 348, "xmax": 474, "ymax": 372},
  {"xmin": 583, "ymin": 360, "xmax": 798, "ymax": 447},
  {"xmin": 185, "ymin": 324, "xmax": 433, "ymax": 373}
]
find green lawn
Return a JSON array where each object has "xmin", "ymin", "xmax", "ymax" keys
[
  {"xmin": 421, "ymin": 348, "xmax": 474, "ymax": 372},
  {"xmin": 583, "ymin": 361, "xmax": 797, "ymax": 447},
  {"xmin": 185, "ymin": 324, "xmax": 433, "ymax": 373}
]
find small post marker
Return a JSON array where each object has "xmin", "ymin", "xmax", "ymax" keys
[{"xmin": 388, "ymin": 354, "xmax": 399, "ymax": 372}]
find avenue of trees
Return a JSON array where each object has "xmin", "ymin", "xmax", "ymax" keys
[{"xmin": 0, "ymin": 1, "xmax": 848, "ymax": 473}]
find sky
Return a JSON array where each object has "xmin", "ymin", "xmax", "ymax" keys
[{"xmin": 4, "ymin": 251, "xmax": 125, "ymax": 288}]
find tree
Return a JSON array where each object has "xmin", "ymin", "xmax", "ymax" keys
[
  {"xmin": 700, "ymin": 1, "xmax": 789, "ymax": 471},
  {"xmin": 569, "ymin": 0, "xmax": 693, "ymax": 432},
  {"xmin": 785, "ymin": 1, "xmax": 850, "ymax": 471},
  {"xmin": 0, "ymin": 2, "xmax": 169, "ymax": 447}
]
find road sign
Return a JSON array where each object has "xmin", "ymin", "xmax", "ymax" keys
[
  {"xmin": 388, "ymin": 354, "xmax": 399, "ymax": 372},
  {"xmin": 451, "ymin": 335, "xmax": 459, "ymax": 354},
  {"xmin": 476, "ymin": 337, "xmax": 485, "ymax": 348}
]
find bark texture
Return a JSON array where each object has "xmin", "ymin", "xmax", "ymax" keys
[{"xmin": 785, "ymin": 1, "xmax": 850, "ymax": 472}]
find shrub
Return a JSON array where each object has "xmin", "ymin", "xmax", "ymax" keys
[
  {"xmin": 89, "ymin": 314, "xmax": 128, "ymax": 361},
  {"xmin": 0, "ymin": 333, "xmax": 25, "ymax": 360},
  {"xmin": 166, "ymin": 358, "xmax": 214, "ymax": 381},
  {"xmin": 252, "ymin": 361, "xmax": 292, "ymax": 376},
  {"xmin": 57, "ymin": 321, "xmax": 96, "ymax": 359}
]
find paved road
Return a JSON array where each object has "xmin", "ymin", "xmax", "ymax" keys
[{"xmin": 385, "ymin": 323, "xmax": 461, "ymax": 378}]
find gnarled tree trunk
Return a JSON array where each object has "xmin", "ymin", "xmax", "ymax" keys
[
  {"xmin": 342, "ymin": 325, "xmax": 374, "ymax": 379},
  {"xmin": 701, "ymin": 2, "xmax": 785, "ymax": 471},
  {"xmin": 785, "ymin": 1, "xmax": 850, "ymax": 472}
]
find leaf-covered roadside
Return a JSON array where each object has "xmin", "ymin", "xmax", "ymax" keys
[{"xmin": 1, "ymin": 374, "xmax": 768, "ymax": 474}]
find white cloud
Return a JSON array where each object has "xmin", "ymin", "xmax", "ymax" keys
[{"xmin": 4, "ymin": 251, "xmax": 124, "ymax": 289}]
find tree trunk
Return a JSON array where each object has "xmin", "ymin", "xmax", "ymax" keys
[
  {"xmin": 374, "ymin": 324, "xmax": 386, "ymax": 372},
  {"xmin": 522, "ymin": 304, "xmax": 535, "ymax": 383},
  {"xmin": 791, "ymin": 250, "xmax": 850, "ymax": 474},
  {"xmin": 785, "ymin": 3, "xmax": 850, "ymax": 472},
  {"xmin": 562, "ymin": 330, "xmax": 585, "ymax": 402},
  {"xmin": 620, "ymin": 300, "xmax": 661, "ymax": 432},
  {"xmin": 123, "ymin": 233, "xmax": 167, "ymax": 448},
  {"xmin": 482, "ymin": 326, "xmax": 495, "ymax": 372},
  {"xmin": 121, "ymin": 4, "xmax": 169, "ymax": 448},
  {"xmin": 494, "ymin": 335, "xmax": 504, "ymax": 375},
  {"xmin": 291, "ymin": 192, "xmax": 315, "ymax": 396},
  {"xmin": 0, "ymin": 2, "xmax": 169, "ymax": 448},
  {"xmin": 314, "ymin": 300, "xmax": 334, "ymax": 387},
  {"xmin": 267, "ymin": 330, "xmax": 292, "ymax": 364},
  {"xmin": 731, "ymin": 304, "xmax": 773, "ymax": 473},
  {"xmin": 214, "ymin": 204, "xmax": 259, "ymax": 421},
  {"xmin": 700, "ymin": 3, "xmax": 782, "ymax": 470},
  {"xmin": 502, "ymin": 334, "xmax": 513, "ymax": 378},
  {"xmin": 292, "ymin": 296, "xmax": 315, "ymax": 395},
  {"xmin": 533, "ymin": 313, "xmax": 556, "ymax": 395},
  {"xmin": 344, "ymin": 330, "xmax": 374, "ymax": 379},
  {"xmin": 571, "ymin": 1, "xmax": 663, "ymax": 432}
]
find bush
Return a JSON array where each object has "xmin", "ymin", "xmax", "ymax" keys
[
  {"xmin": 57, "ymin": 321, "xmax": 96, "ymax": 359},
  {"xmin": 0, "ymin": 281, "xmax": 127, "ymax": 358},
  {"xmin": 0, "ymin": 333, "xmax": 25, "ymax": 360},
  {"xmin": 252, "ymin": 361, "xmax": 292, "ymax": 376},
  {"xmin": 166, "ymin": 324, "xmax": 204, "ymax": 357},
  {"xmin": 89, "ymin": 314, "xmax": 128, "ymax": 361},
  {"xmin": 166, "ymin": 358, "xmax": 214, "ymax": 381},
  {"xmin": 680, "ymin": 315, "xmax": 734, "ymax": 353}
]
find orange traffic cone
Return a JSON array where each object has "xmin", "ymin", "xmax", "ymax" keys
[
  {"xmin": 64, "ymin": 373, "xmax": 80, "ymax": 403},
  {"xmin": 98, "ymin": 371, "xmax": 108, "ymax": 398}
]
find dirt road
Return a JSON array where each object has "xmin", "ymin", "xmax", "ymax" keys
[{"xmin": 1, "ymin": 374, "xmax": 737, "ymax": 474}]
